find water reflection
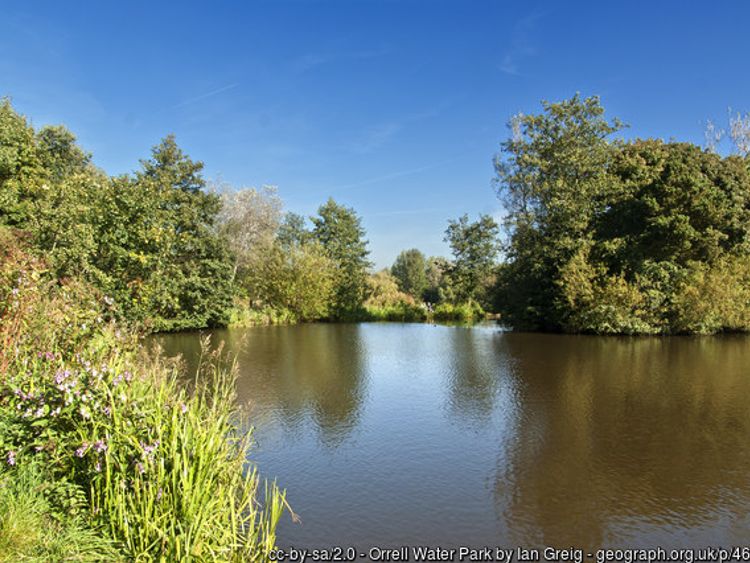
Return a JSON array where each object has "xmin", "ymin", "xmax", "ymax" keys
[
  {"xmin": 158, "ymin": 324, "xmax": 367, "ymax": 446},
  {"xmin": 156, "ymin": 326, "xmax": 750, "ymax": 548},
  {"xmin": 495, "ymin": 334, "xmax": 750, "ymax": 548},
  {"xmin": 445, "ymin": 328, "xmax": 504, "ymax": 426}
]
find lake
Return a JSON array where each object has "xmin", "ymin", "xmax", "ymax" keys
[{"xmin": 156, "ymin": 323, "xmax": 750, "ymax": 551}]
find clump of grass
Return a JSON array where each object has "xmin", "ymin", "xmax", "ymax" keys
[
  {"xmin": 0, "ymin": 462, "xmax": 118, "ymax": 561},
  {"xmin": 229, "ymin": 301, "xmax": 298, "ymax": 327}
]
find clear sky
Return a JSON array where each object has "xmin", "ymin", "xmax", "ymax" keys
[{"xmin": 3, "ymin": 1, "xmax": 750, "ymax": 268}]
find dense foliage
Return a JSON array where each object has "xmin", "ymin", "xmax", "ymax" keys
[
  {"xmin": 495, "ymin": 95, "xmax": 750, "ymax": 334},
  {"xmin": 391, "ymin": 248, "xmax": 428, "ymax": 299},
  {"xmin": 0, "ymin": 227, "xmax": 284, "ymax": 560},
  {"xmin": 443, "ymin": 214, "xmax": 500, "ymax": 307},
  {"xmin": 0, "ymin": 100, "xmax": 234, "ymax": 331}
]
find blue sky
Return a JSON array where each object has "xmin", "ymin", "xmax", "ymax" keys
[{"xmin": 3, "ymin": 1, "xmax": 750, "ymax": 268}]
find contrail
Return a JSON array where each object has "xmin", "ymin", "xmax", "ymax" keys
[
  {"xmin": 329, "ymin": 151, "xmax": 473, "ymax": 194},
  {"xmin": 172, "ymin": 83, "xmax": 239, "ymax": 109}
]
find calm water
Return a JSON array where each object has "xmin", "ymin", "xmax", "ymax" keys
[{"xmin": 156, "ymin": 324, "xmax": 750, "ymax": 550}]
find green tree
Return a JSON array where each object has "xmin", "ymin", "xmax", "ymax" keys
[
  {"xmin": 311, "ymin": 198, "xmax": 371, "ymax": 318},
  {"xmin": 391, "ymin": 248, "xmax": 428, "ymax": 299},
  {"xmin": 423, "ymin": 256, "xmax": 450, "ymax": 303},
  {"xmin": 277, "ymin": 211, "xmax": 311, "ymax": 248},
  {"xmin": 36, "ymin": 125, "xmax": 92, "ymax": 181},
  {"xmin": 246, "ymin": 240, "xmax": 336, "ymax": 321},
  {"xmin": 444, "ymin": 214, "xmax": 499, "ymax": 303},
  {"xmin": 129, "ymin": 136, "xmax": 234, "ymax": 330},
  {"xmin": 0, "ymin": 99, "xmax": 46, "ymax": 225},
  {"xmin": 494, "ymin": 94, "xmax": 623, "ymax": 329}
]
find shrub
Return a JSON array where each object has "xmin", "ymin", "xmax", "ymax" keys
[{"xmin": 432, "ymin": 301, "xmax": 485, "ymax": 322}]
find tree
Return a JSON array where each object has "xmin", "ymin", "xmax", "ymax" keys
[
  {"xmin": 277, "ymin": 211, "xmax": 311, "ymax": 248},
  {"xmin": 390, "ymin": 248, "xmax": 427, "ymax": 299},
  {"xmin": 125, "ymin": 136, "xmax": 235, "ymax": 330},
  {"xmin": 246, "ymin": 240, "xmax": 336, "ymax": 321},
  {"xmin": 423, "ymin": 256, "xmax": 450, "ymax": 303},
  {"xmin": 494, "ymin": 94, "xmax": 623, "ymax": 329},
  {"xmin": 36, "ymin": 125, "xmax": 92, "ymax": 181},
  {"xmin": 311, "ymin": 198, "xmax": 371, "ymax": 318},
  {"xmin": 0, "ymin": 99, "xmax": 47, "ymax": 226},
  {"xmin": 215, "ymin": 185, "xmax": 283, "ymax": 280},
  {"xmin": 444, "ymin": 214, "xmax": 499, "ymax": 303},
  {"xmin": 365, "ymin": 269, "xmax": 415, "ymax": 308}
]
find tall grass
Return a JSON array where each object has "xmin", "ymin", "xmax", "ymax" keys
[{"xmin": 0, "ymin": 227, "xmax": 286, "ymax": 561}]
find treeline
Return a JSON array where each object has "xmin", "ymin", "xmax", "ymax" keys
[
  {"xmin": 366, "ymin": 213, "xmax": 500, "ymax": 322},
  {"xmin": 4, "ymin": 95, "xmax": 750, "ymax": 335},
  {"xmin": 0, "ymin": 99, "xmax": 500, "ymax": 331}
]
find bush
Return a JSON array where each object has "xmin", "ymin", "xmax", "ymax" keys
[
  {"xmin": 364, "ymin": 302, "xmax": 428, "ymax": 322},
  {"xmin": 432, "ymin": 301, "xmax": 485, "ymax": 322}
]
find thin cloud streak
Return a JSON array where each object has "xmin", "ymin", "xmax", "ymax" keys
[
  {"xmin": 292, "ymin": 46, "xmax": 392, "ymax": 73},
  {"xmin": 328, "ymin": 154, "xmax": 468, "ymax": 194},
  {"xmin": 499, "ymin": 11, "xmax": 546, "ymax": 76},
  {"xmin": 172, "ymin": 83, "xmax": 239, "ymax": 109}
]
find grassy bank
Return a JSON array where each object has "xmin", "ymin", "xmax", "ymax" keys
[{"xmin": 0, "ymin": 229, "xmax": 285, "ymax": 561}]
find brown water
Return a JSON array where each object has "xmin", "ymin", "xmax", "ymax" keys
[{"xmin": 156, "ymin": 324, "xmax": 750, "ymax": 550}]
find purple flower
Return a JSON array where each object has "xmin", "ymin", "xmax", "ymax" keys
[
  {"xmin": 180, "ymin": 402, "xmax": 188, "ymax": 414},
  {"xmin": 94, "ymin": 440, "xmax": 107, "ymax": 453},
  {"xmin": 136, "ymin": 462, "xmax": 145, "ymax": 475},
  {"xmin": 6, "ymin": 451, "xmax": 16, "ymax": 466},
  {"xmin": 123, "ymin": 370, "xmax": 133, "ymax": 383},
  {"xmin": 75, "ymin": 443, "xmax": 89, "ymax": 458},
  {"xmin": 102, "ymin": 406, "xmax": 111, "ymax": 416},
  {"xmin": 140, "ymin": 441, "xmax": 159, "ymax": 456},
  {"xmin": 156, "ymin": 487, "xmax": 163, "ymax": 501},
  {"xmin": 94, "ymin": 461, "xmax": 102, "ymax": 472},
  {"xmin": 55, "ymin": 369, "xmax": 71, "ymax": 384}
]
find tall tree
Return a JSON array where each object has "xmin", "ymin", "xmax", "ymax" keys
[
  {"xmin": 311, "ymin": 198, "xmax": 371, "ymax": 318},
  {"xmin": 215, "ymin": 185, "xmax": 282, "ymax": 281},
  {"xmin": 391, "ymin": 248, "xmax": 428, "ymax": 299},
  {"xmin": 128, "ymin": 136, "xmax": 234, "ymax": 330},
  {"xmin": 494, "ymin": 94, "xmax": 623, "ymax": 329},
  {"xmin": 444, "ymin": 214, "xmax": 500, "ymax": 302}
]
